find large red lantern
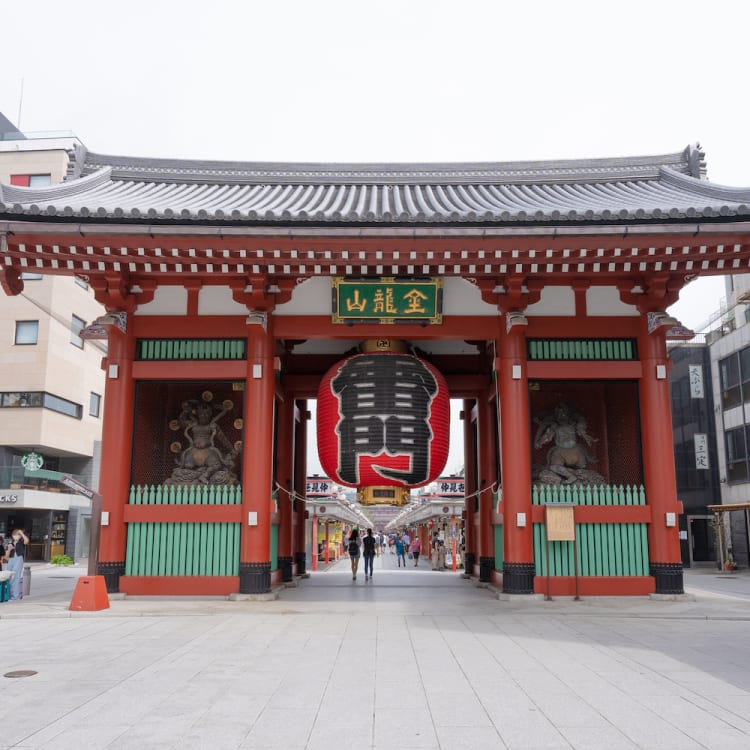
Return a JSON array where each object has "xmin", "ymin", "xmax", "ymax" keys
[{"xmin": 317, "ymin": 350, "xmax": 450, "ymax": 488}]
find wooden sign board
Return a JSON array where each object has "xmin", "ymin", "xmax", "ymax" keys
[{"xmin": 545, "ymin": 504, "xmax": 576, "ymax": 541}]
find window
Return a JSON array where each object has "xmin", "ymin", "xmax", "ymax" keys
[
  {"xmin": 719, "ymin": 353, "xmax": 742, "ymax": 409},
  {"xmin": 42, "ymin": 393, "xmax": 82, "ymax": 419},
  {"xmin": 10, "ymin": 174, "xmax": 52, "ymax": 187},
  {"xmin": 14, "ymin": 320, "xmax": 39, "ymax": 345},
  {"xmin": 726, "ymin": 427, "xmax": 750, "ymax": 482},
  {"xmin": 74, "ymin": 277, "xmax": 89, "ymax": 290},
  {"xmin": 0, "ymin": 391, "xmax": 81, "ymax": 418},
  {"xmin": 70, "ymin": 315, "xmax": 85, "ymax": 348},
  {"xmin": 19, "ymin": 272, "xmax": 42, "ymax": 281},
  {"xmin": 89, "ymin": 392, "xmax": 101, "ymax": 418}
]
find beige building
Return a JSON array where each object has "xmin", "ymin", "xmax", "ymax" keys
[{"xmin": 0, "ymin": 113, "xmax": 104, "ymax": 562}]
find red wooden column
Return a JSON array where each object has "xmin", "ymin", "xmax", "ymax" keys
[
  {"xmin": 478, "ymin": 387, "xmax": 498, "ymax": 583},
  {"xmin": 275, "ymin": 391, "xmax": 295, "ymax": 583},
  {"xmin": 239, "ymin": 317, "xmax": 276, "ymax": 594},
  {"xmin": 462, "ymin": 398, "xmax": 477, "ymax": 577},
  {"xmin": 497, "ymin": 323, "xmax": 535, "ymax": 594},
  {"xmin": 293, "ymin": 399, "xmax": 309, "ymax": 576},
  {"xmin": 638, "ymin": 319, "xmax": 684, "ymax": 594},
  {"xmin": 97, "ymin": 322, "xmax": 136, "ymax": 593}
]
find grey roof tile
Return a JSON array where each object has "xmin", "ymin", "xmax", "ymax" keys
[{"xmin": 1, "ymin": 144, "xmax": 749, "ymax": 225}]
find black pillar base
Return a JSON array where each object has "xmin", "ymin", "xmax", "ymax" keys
[
  {"xmin": 278, "ymin": 555, "xmax": 293, "ymax": 583},
  {"xmin": 650, "ymin": 561, "xmax": 684, "ymax": 595},
  {"xmin": 463, "ymin": 552, "xmax": 476, "ymax": 576},
  {"xmin": 295, "ymin": 551, "xmax": 307, "ymax": 576},
  {"xmin": 479, "ymin": 556, "xmax": 494, "ymax": 583},
  {"xmin": 239, "ymin": 562, "xmax": 272, "ymax": 594},
  {"xmin": 97, "ymin": 561, "xmax": 125, "ymax": 593},
  {"xmin": 502, "ymin": 561, "xmax": 536, "ymax": 594}
]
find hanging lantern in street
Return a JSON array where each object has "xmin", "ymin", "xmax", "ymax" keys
[{"xmin": 317, "ymin": 347, "xmax": 450, "ymax": 488}]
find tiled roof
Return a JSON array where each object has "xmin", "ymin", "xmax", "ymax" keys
[{"xmin": 2, "ymin": 143, "xmax": 750, "ymax": 225}]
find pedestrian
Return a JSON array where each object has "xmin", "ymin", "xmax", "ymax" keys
[
  {"xmin": 5, "ymin": 528, "xmax": 28, "ymax": 600},
  {"xmin": 431, "ymin": 533, "xmax": 440, "ymax": 570},
  {"xmin": 362, "ymin": 528, "xmax": 376, "ymax": 580},
  {"xmin": 395, "ymin": 536, "xmax": 406, "ymax": 567},
  {"xmin": 411, "ymin": 536, "xmax": 421, "ymax": 566},
  {"xmin": 347, "ymin": 528, "xmax": 361, "ymax": 581}
]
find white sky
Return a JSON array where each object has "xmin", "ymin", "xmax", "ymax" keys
[{"xmin": 3, "ymin": 0, "xmax": 748, "ymax": 475}]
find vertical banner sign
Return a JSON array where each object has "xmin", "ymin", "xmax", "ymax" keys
[
  {"xmin": 317, "ymin": 352, "xmax": 449, "ymax": 488},
  {"xmin": 694, "ymin": 433, "xmax": 709, "ymax": 469},
  {"xmin": 689, "ymin": 365, "xmax": 704, "ymax": 399}
]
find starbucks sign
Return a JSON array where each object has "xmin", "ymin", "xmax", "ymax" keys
[{"xmin": 21, "ymin": 451, "xmax": 44, "ymax": 472}]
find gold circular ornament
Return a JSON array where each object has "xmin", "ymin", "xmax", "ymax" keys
[
  {"xmin": 223, "ymin": 399, "xmax": 233, "ymax": 410},
  {"xmin": 170, "ymin": 441, "xmax": 182, "ymax": 453},
  {"xmin": 201, "ymin": 390, "xmax": 213, "ymax": 402},
  {"xmin": 234, "ymin": 418, "xmax": 244, "ymax": 429},
  {"xmin": 234, "ymin": 440, "xmax": 243, "ymax": 451},
  {"xmin": 169, "ymin": 419, "xmax": 180, "ymax": 431}
]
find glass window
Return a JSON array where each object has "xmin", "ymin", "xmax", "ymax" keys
[
  {"xmin": 19, "ymin": 273, "xmax": 43, "ymax": 281},
  {"xmin": 42, "ymin": 393, "xmax": 82, "ymax": 419},
  {"xmin": 720, "ymin": 353, "xmax": 742, "ymax": 409},
  {"xmin": 28, "ymin": 174, "xmax": 52, "ymax": 187},
  {"xmin": 74, "ymin": 277, "xmax": 89, "ymax": 290},
  {"xmin": 70, "ymin": 315, "xmax": 85, "ymax": 349},
  {"xmin": 726, "ymin": 427, "xmax": 749, "ymax": 482},
  {"xmin": 89, "ymin": 392, "xmax": 101, "ymax": 418},
  {"xmin": 14, "ymin": 320, "xmax": 39, "ymax": 345}
]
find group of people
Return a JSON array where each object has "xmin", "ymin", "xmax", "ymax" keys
[
  {"xmin": 345, "ymin": 528, "xmax": 424, "ymax": 581},
  {"xmin": 0, "ymin": 528, "xmax": 29, "ymax": 601}
]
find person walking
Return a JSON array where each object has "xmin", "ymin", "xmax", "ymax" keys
[
  {"xmin": 411, "ymin": 536, "xmax": 421, "ymax": 566},
  {"xmin": 395, "ymin": 536, "xmax": 407, "ymax": 567},
  {"xmin": 362, "ymin": 528, "xmax": 376, "ymax": 580},
  {"xmin": 431, "ymin": 533, "xmax": 441, "ymax": 570},
  {"xmin": 5, "ymin": 528, "xmax": 28, "ymax": 600},
  {"xmin": 347, "ymin": 528, "xmax": 361, "ymax": 581}
]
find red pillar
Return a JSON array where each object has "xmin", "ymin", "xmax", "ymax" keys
[
  {"xmin": 275, "ymin": 392, "xmax": 295, "ymax": 583},
  {"xmin": 638, "ymin": 320, "xmax": 684, "ymax": 594},
  {"xmin": 497, "ymin": 326, "xmax": 535, "ymax": 593},
  {"xmin": 462, "ymin": 398, "xmax": 477, "ymax": 576},
  {"xmin": 477, "ymin": 388, "xmax": 498, "ymax": 583},
  {"xmin": 239, "ymin": 319, "xmax": 275, "ymax": 593},
  {"xmin": 97, "ymin": 324, "xmax": 136, "ymax": 592},
  {"xmin": 293, "ymin": 400, "xmax": 309, "ymax": 575}
]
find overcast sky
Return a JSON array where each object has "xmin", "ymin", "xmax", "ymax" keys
[{"xmin": 3, "ymin": 0, "xmax": 747, "ymax": 475}]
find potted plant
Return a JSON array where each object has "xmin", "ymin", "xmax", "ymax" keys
[{"xmin": 723, "ymin": 553, "xmax": 738, "ymax": 571}]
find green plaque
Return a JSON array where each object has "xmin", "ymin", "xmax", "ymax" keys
[{"xmin": 333, "ymin": 278, "xmax": 442, "ymax": 324}]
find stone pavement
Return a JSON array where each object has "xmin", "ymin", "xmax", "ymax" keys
[{"xmin": 0, "ymin": 556, "xmax": 748, "ymax": 750}]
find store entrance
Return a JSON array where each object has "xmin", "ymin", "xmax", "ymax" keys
[{"xmin": 688, "ymin": 516, "xmax": 716, "ymax": 566}]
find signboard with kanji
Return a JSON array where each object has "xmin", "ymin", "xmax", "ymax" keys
[
  {"xmin": 306, "ymin": 478, "xmax": 336, "ymax": 496},
  {"xmin": 435, "ymin": 478, "xmax": 465, "ymax": 496},
  {"xmin": 332, "ymin": 277, "xmax": 442, "ymax": 324}
]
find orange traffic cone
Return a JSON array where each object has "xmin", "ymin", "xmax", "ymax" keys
[{"xmin": 69, "ymin": 575, "xmax": 110, "ymax": 611}]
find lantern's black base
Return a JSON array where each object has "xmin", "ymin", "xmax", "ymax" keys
[
  {"xmin": 97, "ymin": 561, "xmax": 125, "ymax": 593},
  {"xmin": 239, "ymin": 562, "xmax": 271, "ymax": 594},
  {"xmin": 650, "ymin": 562, "xmax": 684, "ymax": 595},
  {"xmin": 502, "ymin": 562, "xmax": 536, "ymax": 594},
  {"xmin": 479, "ymin": 556, "xmax": 495, "ymax": 583},
  {"xmin": 295, "ymin": 551, "xmax": 307, "ymax": 576},
  {"xmin": 278, "ymin": 556, "xmax": 293, "ymax": 583},
  {"xmin": 463, "ymin": 552, "xmax": 476, "ymax": 576}
]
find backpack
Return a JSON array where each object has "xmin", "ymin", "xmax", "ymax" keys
[{"xmin": 348, "ymin": 539, "xmax": 359, "ymax": 555}]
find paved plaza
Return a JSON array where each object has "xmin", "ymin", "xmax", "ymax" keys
[{"xmin": 1, "ymin": 554, "xmax": 749, "ymax": 750}]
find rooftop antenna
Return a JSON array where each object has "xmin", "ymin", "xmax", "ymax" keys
[{"xmin": 17, "ymin": 78, "xmax": 24, "ymax": 131}]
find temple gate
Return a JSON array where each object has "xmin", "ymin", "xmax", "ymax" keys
[{"xmin": 3, "ymin": 144, "xmax": 750, "ymax": 596}]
